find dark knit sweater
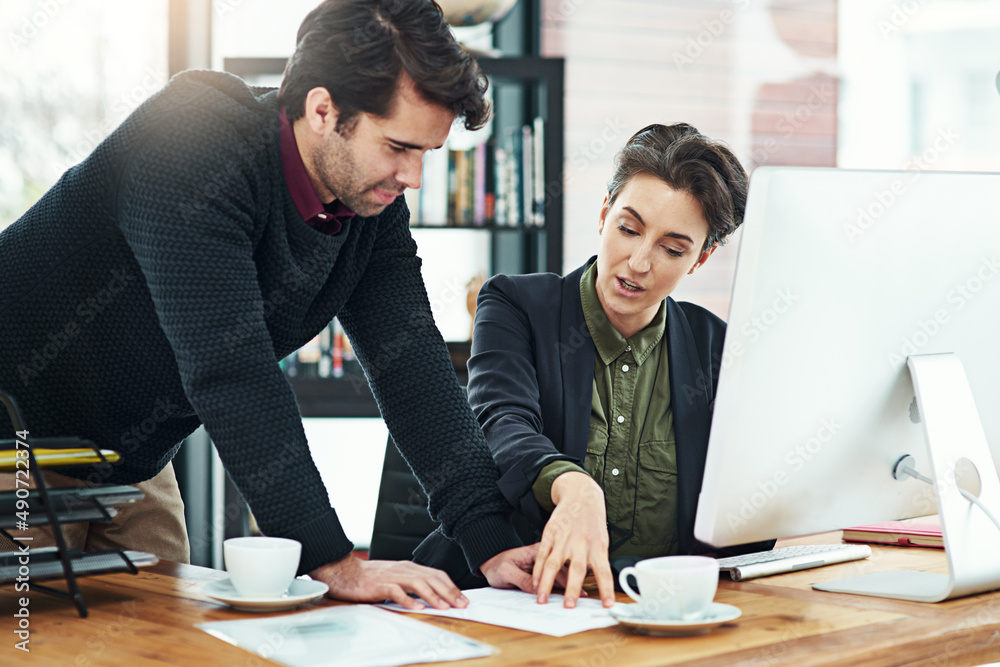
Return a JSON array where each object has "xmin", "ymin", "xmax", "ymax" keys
[{"xmin": 0, "ymin": 70, "xmax": 519, "ymax": 574}]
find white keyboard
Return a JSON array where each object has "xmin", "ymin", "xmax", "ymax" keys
[{"xmin": 716, "ymin": 544, "xmax": 872, "ymax": 581}]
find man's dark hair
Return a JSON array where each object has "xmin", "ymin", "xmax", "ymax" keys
[
  {"xmin": 277, "ymin": 0, "xmax": 490, "ymax": 132},
  {"xmin": 607, "ymin": 123, "xmax": 748, "ymax": 250}
]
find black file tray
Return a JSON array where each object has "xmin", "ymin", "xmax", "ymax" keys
[
  {"xmin": 0, "ymin": 390, "xmax": 143, "ymax": 618},
  {"xmin": 0, "ymin": 485, "xmax": 143, "ymax": 528}
]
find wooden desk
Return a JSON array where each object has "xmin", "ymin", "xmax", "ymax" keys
[{"xmin": 5, "ymin": 544, "xmax": 1000, "ymax": 667}]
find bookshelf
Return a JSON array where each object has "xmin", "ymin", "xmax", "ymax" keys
[
  {"xmin": 404, "ymin": 56, "xmax": 564, "ymax": 277},
  {"xmin": 223, "ymin": 55, "xmax": 565, "ymax": 418}
]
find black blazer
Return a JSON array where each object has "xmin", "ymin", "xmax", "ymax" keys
[{"xmin": 414, "ymin": 258, "xmax": 770, "ymax": 580}]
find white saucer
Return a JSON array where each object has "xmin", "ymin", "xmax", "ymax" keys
[
  {"xmin": 202, "ymin": 577, "xmax": 328, "ymax": 612},
  {"xmin": 608, "ymin": 602, "xmax": 742, "ymax": 636}
]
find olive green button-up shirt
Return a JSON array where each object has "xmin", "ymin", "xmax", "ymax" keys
[{"xmin": 532, "ymin": 262, "xmax": 679, "ymax": 559}]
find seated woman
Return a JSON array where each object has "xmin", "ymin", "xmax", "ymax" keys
[{"xmin": 415, "ymin": 123, "xmax": 771, "ymax": 606}]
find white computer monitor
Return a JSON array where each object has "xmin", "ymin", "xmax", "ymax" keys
[{"xmin": 694, "ymin": 166, "xmax": 1000, "ymax": 602}]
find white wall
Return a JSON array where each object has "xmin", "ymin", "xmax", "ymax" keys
[{"xmin": 541, "ymin": 0, "xmax": 839, "ymax": 318}]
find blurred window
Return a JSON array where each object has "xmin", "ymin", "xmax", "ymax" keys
[{"xmin": 0, "ymin": 1, "xmax": 168, "ymax": 230}]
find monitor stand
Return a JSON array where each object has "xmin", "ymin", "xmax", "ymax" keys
[{"xmin": 813, "ymin": 353, "xmax": 1000, "ymax": 602}]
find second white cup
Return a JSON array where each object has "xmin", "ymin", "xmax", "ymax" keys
[
  {"xmin": 619, "ymin": 555, "xmax": 719, "ymax": 620},
  {"xmin": 223, "ymin": 536, "xmax": 301, "ymax": 598}
]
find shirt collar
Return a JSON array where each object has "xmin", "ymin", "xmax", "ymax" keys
[
  {"xmin": 580, "ymin": 261, "xmax": 666, "ymax": 366},
  {"xmin": 279, "ymin": 107, "xmax": 355, "ymax": 235}
]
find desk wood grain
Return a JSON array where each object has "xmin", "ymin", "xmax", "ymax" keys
[{"xmin": 4, "ymin": 547, "xmax": 1000, "ymax": 667}]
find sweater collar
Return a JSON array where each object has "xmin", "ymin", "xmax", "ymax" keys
[{"xmin": 279, "ymin": 107, "xmax": 355, "ymax": 235}]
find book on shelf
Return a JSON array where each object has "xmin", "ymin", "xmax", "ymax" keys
[
  {"xmin": 532, "ymin": 116, "xmax": 546, "ymax": 227},
  {"xmin": 473, "ymin": 141, "xmax": 488, "ymax": 225},
  {"xmin": 447, "ymin": 149, "xmax": 458, "ymax": 225},
  {"xmin": 416, "ymin": 146, "xmax": 450, "ymax": 225},
  {"xmin": 493, "ymin": 144, "xmax": 508, "ymax": 225},
  {"xmin": 297, "ymin": 333, "xmax": 322, "ymax": 376},
  {"xmin": 483, "ymin": 137, "xmax": 497, "ymax": 222},
  {"xmin": 281, "ymin": 318, "xmax": 359, "ymax": 381},
  {"xmin": 330, "ymin": 317, "xmax": 343, "ymax": 378},
  {"xmin": 408, "ymin": 117, "xmax": 546, "ymax": 228},
  {"xmin": 520, "ymin": 125, "xmax": 532, "ymax": 229},
  {"xmin": 504, "ymin": 128, "xmax": 521, "ymax": 227},
  {"xmin": 317, "ymin": 323, "xmax": 332, "ymax": 379}
]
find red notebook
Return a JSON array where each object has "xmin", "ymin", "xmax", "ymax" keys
[{"xmin": 842, "ymin": 521, "xmax": 943, "ymax": 548}]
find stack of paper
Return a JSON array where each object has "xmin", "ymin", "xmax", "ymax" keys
[
  {"xmin": 379, "ymin": 588, "xmax": 617, "ymax": 637},
  {"xmin": 198, "ymin": 605, "xmax": 496, "ymax": 667}
]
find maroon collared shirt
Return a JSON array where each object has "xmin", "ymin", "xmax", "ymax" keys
[{"xmin": 279, "ymin": 107, "xmax": 355, "ymax": 235}]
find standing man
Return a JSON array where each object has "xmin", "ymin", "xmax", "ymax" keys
[{"xmin": 0, "ymin": 0, "xmax": 532, "ymax": 608}]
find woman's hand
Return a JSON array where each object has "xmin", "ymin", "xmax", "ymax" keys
[{"xmin": 532, "ymin": 471, "xmax": 615, "ymax": 608}]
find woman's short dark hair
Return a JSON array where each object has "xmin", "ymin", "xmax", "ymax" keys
[
  {"xmin": 277, "ymin": 0, "xmax": 490, "ymax": 132},
  {"xmin": 607, "ymin": 123, "xmax": 748, "ymax": 250}
]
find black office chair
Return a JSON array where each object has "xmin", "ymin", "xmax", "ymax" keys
[{"xmin": 368, "ymin": 433, "xmax": 440, "ymax": 561}]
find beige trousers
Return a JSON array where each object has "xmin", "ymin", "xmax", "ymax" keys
[{"xmin": 0, "ymin": 462, "xmax": 190, "ymax": 563}]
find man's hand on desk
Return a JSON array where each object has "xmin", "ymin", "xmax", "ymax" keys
[
  {"xmin": 479, "ymin": 543, "xmax": 571, "ymax": 594},
  {"xmin": 533, "ymin": 471, "xmax": 616, "ymax": 609},
  {"xmin": 309, "ymin": 555, "xmax": 469, "ymax": 611},
  {"xmin": 479, "ymin": 543, "xmax": 537, "ymax": 592}
]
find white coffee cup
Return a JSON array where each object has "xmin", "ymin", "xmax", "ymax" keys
[
  {"xmin": 223, "ymin": 536, "xmax": 302, "ymax": 598},
  {"xmin": 618, "ymin": 555, "xmax": 719, "ymax": 620}
]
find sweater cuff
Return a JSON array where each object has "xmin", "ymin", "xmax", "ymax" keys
[
  {"xmin": 275, "ymin": 508, "xmax": 354, "ymax": 575},
  {"xmin": 532, "ymin": 460, "xmax": 589, "ymax": 513},
  {"xmin": 453, "ymin": 513, "xmax": 523, "ymax": 573}
]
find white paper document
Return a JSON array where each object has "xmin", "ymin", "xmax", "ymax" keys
[
  {"xmin": 197, "ymin": 605, "xmax": 497, "ymax": 667},
  {"xmin": 379, "ymin": 588, "xmax": 618, "ymax": 637}
]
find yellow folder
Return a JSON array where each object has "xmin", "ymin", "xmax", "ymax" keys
[{"xmin": 0, "ymin": 448, "xmax": 121, "ymax": 472}]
